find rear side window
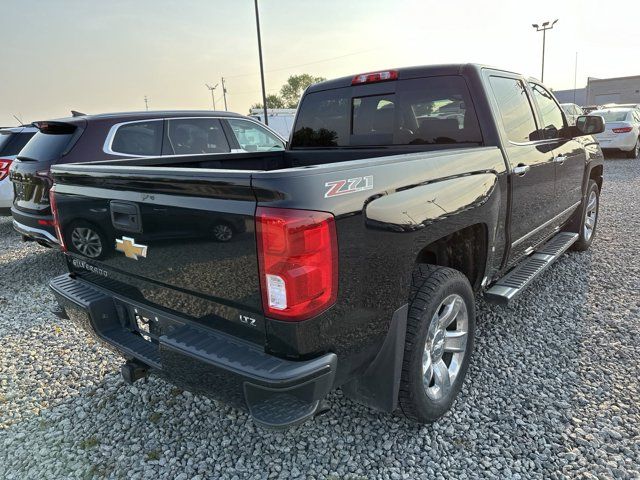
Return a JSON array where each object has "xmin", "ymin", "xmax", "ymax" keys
[
  {"xmin": 291, "ymin": 75, "xmax": 483, "ymax": 148},
  {"xmin": 227, "ymin": 118, "xmax": 285, "ymax": 152},
  {"xmin": 489, "ymin": 76, "xmax": 538, "ymax": 143},
  {"xmin": 111, "ymin": 121, "xmax": 163, "ymax": 156},
  {"xmin": 0, "ymin": 131, "xmax": 35, "ymax": 156},
  {"xmin": 593, "ymin": 111, "xmax": 630, "ymax": 122},
  {"xmin": 529, "ymin": 83, "xmax": 565, "ymax": 139},
  {"xmin": 18, "ymin": 124, "xmax": 78, "ymax": 162},
  {"xmin": 164, "ymin": 118, "xmax": 230, "ymax": 155}
]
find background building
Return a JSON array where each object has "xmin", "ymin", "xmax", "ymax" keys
[{"xmin": 554, "ymin": 74, "xmax": 640, "ymax": 106}]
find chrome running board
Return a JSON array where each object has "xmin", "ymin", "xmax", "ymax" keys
[{"xmin": 485, "ymin": 232, "xmax": 579, "ymax": 305}]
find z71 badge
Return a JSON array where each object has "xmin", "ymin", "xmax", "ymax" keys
[{"xmin": 324, "ymin": 175, "xmax": 373, "ymax": 198}]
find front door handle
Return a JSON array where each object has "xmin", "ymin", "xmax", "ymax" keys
[
  {"xmin": 554, "ymin": 155, "xmax": 567, "ymax": 165},
  {"xmin": 512, "ymin": 164, "xmax": 531, "ymax": 176}
]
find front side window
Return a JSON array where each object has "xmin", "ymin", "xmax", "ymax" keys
[
  {"xmin": 489, "ymin": 76, "xmax": 538, "ymax": 143},
  {"xmin": 165, "ymin": 118, "xmax": 230, "ymax": 155},
  {"xmin": 227, "ymin": 119, "xmax": 285, "ymax": 152},
  {"xmin": 291, "ymin": 75, "xmax": 482, "ymax": 148},
  {"xmin": 111, "ymin": 121, "xmax": 163, "ymax": 156},
  {"xmin": 529, "ymin": 83, "xmax": 565, "ymax": 139}
]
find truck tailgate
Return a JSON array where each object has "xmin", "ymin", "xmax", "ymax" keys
[{"xmin": 52, "ymin": 166, "xmax": 264, "ymax": 344}]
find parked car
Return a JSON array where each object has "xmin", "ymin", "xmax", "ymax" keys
[
  {"xmin": 581, "ymin": 105, "xmax": 602, "ymax": 114},
  {"xmin": 9, "ymin": 111, "xmax": 285, "ymax": 250},
  {"xmin": 0, "ymin": 125, "xmax": 37, "ymax": 215},
  {"xmin": 249, "ymin": 108, "xmax": 297, "ymax": 139},
  {"xmin": 49, "ymin": 64, "xmax": 604, "ymax": 429},
  {"xmin": 590, "ymin": 107, "xmax": 640, "ymax": 158},
  {"xmin": 602, "ymin": 103, "xmax": 640, "ymax": 111},
  {"xmin": 560, "ymin": 103, "xmax": 584, "ymax": 126}
]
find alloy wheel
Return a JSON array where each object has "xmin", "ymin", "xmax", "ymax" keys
[
  {"xmin": 213, "ymin": 224, "xmax": 233, "ymax": 242},
  {"xmin": 71, "ymin": 227, "xmax": 103, "ymax": 258},
  {"xmin": 422, "ymin": 294, "xmax": 469, "ymax": 401},
  {"xmin": 583, "ymin": 190, "xmax": 598, "ymax": 241}
]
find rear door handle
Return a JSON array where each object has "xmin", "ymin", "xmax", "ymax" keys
[
  {"xmin": 512, "ymin": 164, "xmax": 531, "ymax": 176},
  {"xmin": 554, "ymin": 155, "xmax": 567, "ymax": 165}
]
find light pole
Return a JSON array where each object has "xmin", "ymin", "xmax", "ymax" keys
[
  {"xmin": 221, "ymin": 77, "xmax": 228, "ymax": 111},
  {"xmin": 254, "ymin": 0, "xmax": 268, "ymax": 125},
  {"xmin": 532, "ymin": 19, "xmax": 558, "ymax": 83},
  {"xmin": 205, "ymin": 83, "xmax": 218, "ymax": 110}
]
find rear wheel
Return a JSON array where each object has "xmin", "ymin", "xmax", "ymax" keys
[
  {"xmin": 212, "ymin": 222, "xmax": 234, "ymax": 242},
  {"xmin": 571, "ymin": 179, "xmax": 599, "ymax": 252},
  {"xmin": 66, "ymin": 221, "xmax": 108, "ymax": 259},
  {"xmin": 626, "ymin": 139, "xmax": 639, "ymax": 159},
  {"xmin": 398, "ymin": 265, "xmax": 475, "ymax": 423}
]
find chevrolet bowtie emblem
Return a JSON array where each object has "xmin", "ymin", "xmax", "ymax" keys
[{"xmin": 115, "ymin": 237, "xmax": 148, "ymax": 260}]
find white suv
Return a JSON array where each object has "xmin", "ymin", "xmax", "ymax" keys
[{"xmin": 0, "ymin": 126, "xmax": 37, "ymax": 215}]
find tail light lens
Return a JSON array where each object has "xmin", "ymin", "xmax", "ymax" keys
[
  {"xmin": 48, "ymin": 185, "xmax": 66, "ymax": 251},
  {"xmin": 0, "ymin": 159, "xmax": 12, "ymax": 181},
  {"xmin": 612, "ymin": 126, "xmax": 633, "ymax": 133},
  {"xmin": 256, "ymin": 207, "xmax": 338, "ymax": 321}
]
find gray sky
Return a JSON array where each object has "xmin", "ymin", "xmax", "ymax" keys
[{"xmin": 1, "ymin": 0, "xmax": 639, "ymax": 125}]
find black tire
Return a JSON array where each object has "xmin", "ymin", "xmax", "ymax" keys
[
  {"xmin": 571, "ymin": 179, "xmax": 599, "ymax": 252},
  {"xmin": 64, "ymin": 220, "xmax": 109, "ymax": 260},
  {"xmin": 625, "ymin": 139, "xmax": 639, "ymax": 159},
  {"xmin": 398, "ymin": 264, "xmax": 475, "ymax": 423}
]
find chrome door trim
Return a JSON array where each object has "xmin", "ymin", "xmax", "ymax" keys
[{"xmin": 511, "ymin": 200, "xmax": 581, "ymax": 247}]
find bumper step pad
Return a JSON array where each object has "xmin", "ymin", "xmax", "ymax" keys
[
  {"xmin": 50, "ymin": 274, "xmax": 161, "ymax": 368},
  {"xmin": 50, "ymin": 274, "xmax": 337, "ymax": 428},
  {"xmin": 485, "ymin": 232, "xmax": 578, "ymax": 304}
]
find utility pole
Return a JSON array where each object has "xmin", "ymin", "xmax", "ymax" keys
[
  {"xmin": 205, "ymin": 83, "xmax": 218, "ymax": 110},
  {"xmin": 532, "ymin": 19, "xmax": 558, "ymax": 83},
  {"xmin": 144, "ymin": 96, "xmax": 149, "ymax": 111},
  {"xmin": 254, "ymin": 0, "xmax": 268, "ymax": 125},
  {"xmin": 221, "ymin": 77, "xmax": 228, "ymax": 111}
]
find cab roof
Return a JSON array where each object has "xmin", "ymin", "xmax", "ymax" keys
[{"xmin": 305, "ymin": 63, "xmax": 520, "ymax": 93}]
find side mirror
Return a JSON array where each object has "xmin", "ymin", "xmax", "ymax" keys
[{"xmin": 575, "ymin": 115, "xmax": 605, "ymax": 135}]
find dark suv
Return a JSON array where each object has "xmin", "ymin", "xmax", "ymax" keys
[{"xmin": 9, "ymin": 111, "xmax": 285, "ymax": 250}]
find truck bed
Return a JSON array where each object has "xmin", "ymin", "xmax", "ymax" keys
[{"xmin": 73, "ymin": 145, "xmax": 481, "ymax": 171}]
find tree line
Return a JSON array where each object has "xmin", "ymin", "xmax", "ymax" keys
[{"xmin": 251, "ymin": 74, "xmax": 325, "ymax": 111}]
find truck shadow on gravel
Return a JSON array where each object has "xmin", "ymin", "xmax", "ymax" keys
[{"xmin": 1, "ymin": 250, "xmax": 601, "ymax": 478}]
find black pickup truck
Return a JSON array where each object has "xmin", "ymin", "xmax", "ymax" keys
[{"xmin": 49, "ymin": 64, "xmax": 605, "ymax": 428}]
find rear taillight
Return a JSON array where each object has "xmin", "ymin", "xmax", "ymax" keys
[
  {"xmin": 48, "ymin": 185, "xmax": 66, "ymax": 251},
  {"xmin": 351, "ymin": 70, "xmax": 398, "ymax": 85},
  {"xmin": 256, "ymin": 207, "xmax": 338, "ymax": 321},
  {"xmin": 0, "ymin": 159, "xmax": 12, "ymax": 181},
  {"xmin": 612, "ymin": 126, "xmax": 633, "ymax": 133}
]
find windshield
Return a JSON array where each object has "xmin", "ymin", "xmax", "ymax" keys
[
  {"xmin": 18, "ymin": 126, "xmax": 77, "ymax": 162},
  {"xmin": 592, "ymin": 110, "xmax": 630, "ymax": 122},
  {"xmin": 0, "ymin": 131, "xmax": 36, "ymax": 156},
  {"xmin": 0, "ymin": 132, "xmax": 14, "ymax": 152},
  {"xmin": 291, "ymin": 75, "xmax": 483, "ymax": 149}
]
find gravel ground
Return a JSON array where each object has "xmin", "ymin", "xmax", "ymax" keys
[{"xmin": 1, "ymin": 157, "xmax": 639, "ymax": 479}]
